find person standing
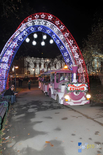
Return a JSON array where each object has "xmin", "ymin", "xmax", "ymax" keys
[{"xmin": 28, "ymin": 80, "xmax": 31, "ymax": 90}]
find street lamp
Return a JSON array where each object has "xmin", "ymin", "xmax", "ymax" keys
[
  {"xmin": 14, "ymin": 66, "xmax": 18, "ymax": 91},
  {"xmin": 32, "ymin": 68, "xmax": 35, "ymax": 77},
  {"xmin": 64, "ymin": 64, "xmax": 68, "ymax": 69},
  {"xmin": 15, "ymin": 66, "xmax": 18, "ymax": 69}
]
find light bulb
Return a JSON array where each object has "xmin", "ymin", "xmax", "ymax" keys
[
  {"xmin": 41, "ymin": 41, "xmax": 45, "ymax": 46},
  {"xmin": 33, "ymin": 33, "xmax": 38, "ymax": 38},
  {"xmin": 25, "ymin": 37, "xmax": 30, "ymax": 43},
  {"xmin": 43, "ymin": 34, "xmax": 47, "ymax": 40},
  {"xmin": 32, "ymin": 40, "xmax": 37, "ymax": 45},
  {"xmin": 49, "ymin": 39, "xmax": 53, "ymax": 44}
]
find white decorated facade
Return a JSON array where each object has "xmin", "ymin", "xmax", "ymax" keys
[{"xmin": 24, "ymin": 56, "xmax": 65, "ymax": 76}]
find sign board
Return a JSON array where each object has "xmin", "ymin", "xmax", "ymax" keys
[{"xmin": 67, "ymin": 83, "xmax": 88, "ymax": 92}]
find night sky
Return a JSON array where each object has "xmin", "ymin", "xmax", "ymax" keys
[{"xmin": 0, "ymin": 0, "xmax": 103, "ymax": 59}]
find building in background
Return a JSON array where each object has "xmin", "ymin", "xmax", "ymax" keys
[
  {"xmin": 24, "ymin": 56, "xmax": 65, "ymax": 76},
  {"xmin": 10, "ymin": 52, "xmax": 103, "ymax": 78},
  {"xmin": 10, "ymin": 55, "xmax": 65, "ymax": 78}
]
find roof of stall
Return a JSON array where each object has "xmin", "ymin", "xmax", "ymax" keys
[
  {"xmin": 50, "ymin": 68, "xmax": 72, "ymax": 74},
  {"xmin": 39, "ymin": 68, "xmax": 72, "ymax": 76},
  {"xmin": 40, "ymin": 70, "xmax": 55, "ymax": 75}
]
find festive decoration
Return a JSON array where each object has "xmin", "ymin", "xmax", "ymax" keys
[
  {"xmin": 0, "ymin": 12, "xmax": 89, "ymax": 92},
  {"xmin": 67, "ymin": 83, "xmax": 88, "ymax": 92}
]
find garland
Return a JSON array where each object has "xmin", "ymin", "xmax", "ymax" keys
[{"xmin": 66, "ymin": 82, "xmax": 88, "ymax": 93}]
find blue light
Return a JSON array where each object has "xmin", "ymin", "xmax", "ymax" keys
[{"xmin": 0, "ymin": 25, "xmax": 73, "ymax": 90}]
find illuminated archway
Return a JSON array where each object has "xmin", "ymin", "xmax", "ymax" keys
[{"xmin": 0, "ymin": 12, "xmax": 89, "ymax": 92}]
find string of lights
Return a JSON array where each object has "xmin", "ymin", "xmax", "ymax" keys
[
  {"xmin": 0, "ymin": 12, "xmax": 89, "ymax": 92},
  {"xmin": 25, "ymin": 33, "xmax": 54, "ymax": 46}
]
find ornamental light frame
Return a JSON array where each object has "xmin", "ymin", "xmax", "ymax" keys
[{"xmin": 0, "ymin": 12, "xmax": 89, "ymax": 92}]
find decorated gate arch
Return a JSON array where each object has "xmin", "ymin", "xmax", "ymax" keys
[{"xmin": 0, "ymin": 12, "xmax": 89, "ymax": 92}]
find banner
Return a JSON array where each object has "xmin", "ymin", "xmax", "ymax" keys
[{"xmin": 67, "ymin": 83, "xmax": 88, "ymax": 92}]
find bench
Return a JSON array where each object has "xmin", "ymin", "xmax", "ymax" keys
[
  {"xmin": 1, "ymin": 89, "xmax": 18, "ymax": 104},
  {"xmin": 0, "ymin": 89, "xmax": 11, "ymax": 104},
  {"xmin": 0, "ymin": 93, "xmax": 10, "ymax": 105},
  {"xmin": 0, "ymin": 90, "xmax": 10, "ymax": 130},
  {"xmin": 0, "ymin": 101, "xmax": 8, "ymax": 130}
]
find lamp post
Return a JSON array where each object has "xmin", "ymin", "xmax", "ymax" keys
[
  {"xmin": 33, "ymin": 68, "xmax": 35, "ymax": 77},
  {"xmin": 64, "ymin": 64, "xmax": 68, "ymax": 69},
  {"xmin": 14, "ymin": 66, "xmax": 18, "ymax": 91}
]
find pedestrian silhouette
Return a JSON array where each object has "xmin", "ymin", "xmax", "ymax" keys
[{"xmin": 28, "ymin": 80, "xmax": 31, "ymax": 90}]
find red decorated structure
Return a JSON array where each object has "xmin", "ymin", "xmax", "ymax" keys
[{"xmin": 0, "ymin": 12, "xmax": 89, "ymax": 92}]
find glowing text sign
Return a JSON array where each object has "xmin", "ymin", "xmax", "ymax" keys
[{"xmin": 67, "ymin": 83, "xmax": 88, "ymax": 91}]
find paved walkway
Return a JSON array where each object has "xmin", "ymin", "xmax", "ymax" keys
[
  {"xmin": 0, "ymin": 87, "xmax": 103, "ymax": 155},
  {"xmin": 67, "ymin": 104, "xmax": 103, "ymax": 126}
]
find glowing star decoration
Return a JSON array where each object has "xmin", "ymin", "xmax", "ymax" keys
[
  {"xmin": 6, "ymin": 50, "xmax": 12, "ymax": 55},
  {"xmin": 48, "ymin": 15, "xmax": 53, "ymax": 20},
  {"xmin": 2, "ymin": 57, "xmax": 9, "ymax": 62},
  {"xmin": 56, "ymin": 40, "xmax": 60, "ymax": 44},
  {"xmin": 27, "ymin": 22, "xmax": 33, "ymax": 27},
  {"xmin": 60, "ymin": 25, "xmax": 64, "ymax": 30},
  {"xmin": 38, "ymin": 27, "xmax": 42, "ymax": 31},
  {"xmin": 46, "ymin": 22, "xmax": 51, "ymax": 27},
  {"xmin": 64, "ymin": 32, "xmax": 69, "ymax": 37},
  {"xmin": 65, "ymin": 43, "xmax": 69, "ymax": 48},
  {"xmin": 34, "ymin": 20, "xmax": 39, "ymax": 25},
  {"xmin": 46, "ymin": 30, "xmax": 51, "ymax": 34},
  {"xmin": 60, "ymin": 46, "xmax": 64, "ymax": 50},
  {"xmin": 66, "ymin": 59, "xmax": 70, "ymax": 63},
  {"xmin": 74, "ymin": 52, "xmax": 79, "ymax": 59},
  {"xmin": 28, "ymin": 18, "xmax": 32, "ymax": 22},
  {"xmin": 78, "ymin": 59, "xmax": 83, "ymax": 65},
  {"xmin": 0, "ymin": 63, "xmax": 8, "ymax": 69},
  {"xmin": 69, "ymin": 40, "xmax": 73, "ymax": 46},
  {"xmin": 64, "ymin": 52, "xmax": 68, "ymax": 57},
  {"xmin": 59, "ymin": 35, "xmax": 64, "ymax": 39},
  {"xmin": 53, "ymin": 27, "xmax": 58, "ymax": 32},
  {"xmin": 52, "ymin": 34, "xmax": 56, "ymax": 39},
  {"xmin": 35, "ymin": 14, "xmax": 39, "ymax": 19},
  {"xmin": 40, "ymin": 20, "xmax": 45, "ymax": 25},
  {"xmin": 72, "ymin": 46, "xmax": 77, "ymax": 53},
  {"xmin": 55, "ymin": 21, "xmax": 59, "ymax": 25},
  {"xmin": 0, "ymin": 12, "xmax": 89, "ymax": 92},
  {"xmin": 70, "ymin": 64, "xmax": 72, "ymax": 68},
  {"xmin": 30, "ymin": 27, "xmax": 34, "ymax": 31},
  {"xmin": 18, "ymin": 36, "xmax": 23, "ymax": 41},
  {"xmin": 23, "ymin": 31, "xmax": 28, "ymax": 36},
  {"xmin": 41, "ymin": 14, "xmax": 45, "ymax": 18}
]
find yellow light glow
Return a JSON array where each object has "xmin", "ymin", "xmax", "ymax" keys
[
  {"xmin": 15, "ymin": 66, "xmax": 19, "ymax": 69},
  {"xmin": 64, "ymin": 65, "xmax": 68, "ymax": 69}
]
